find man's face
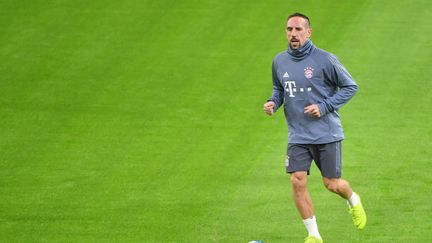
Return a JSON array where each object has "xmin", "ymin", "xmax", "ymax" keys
[{"xmin": 286, "ymin": 17, "xmax": 312, "ymax": 49}]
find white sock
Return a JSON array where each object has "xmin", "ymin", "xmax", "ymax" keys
[
  {"xmin": 348, "ymin": 192, "xmax": 360, "ymax": 207},
  {"xmin": 303, "ymin": 216, "xmax": 321, "ymax": 239}
]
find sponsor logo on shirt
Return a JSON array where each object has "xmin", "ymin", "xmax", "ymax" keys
[{"xmin": 284, "ymin": 81, "xmax": 313, "ymax": 98}]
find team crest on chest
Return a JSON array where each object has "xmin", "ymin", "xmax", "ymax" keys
[{"xmin": 304, "ymin": 67, "xmax": 314, "ymax": 79}]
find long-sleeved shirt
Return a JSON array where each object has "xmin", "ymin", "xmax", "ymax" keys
[{"xmin": 269, "ymin": 40, "xmax": 358, "ymax": 144}]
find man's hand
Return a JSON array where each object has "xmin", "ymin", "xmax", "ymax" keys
[
  {"xmin": 304, "ymin": 104, "xmax": 321, "ymax": 117},
  {"xmin": 263, "ymin": 101, "xmax": 275, "ymax": 116}
]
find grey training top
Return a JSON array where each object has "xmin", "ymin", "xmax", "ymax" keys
[{"xmin": 269, "ymin": 40, "xmax": 358, "ymax": 144}]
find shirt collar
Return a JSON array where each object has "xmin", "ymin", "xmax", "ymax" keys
[{"xmin": 287, "ymin": 39, "xmax": 315, "ymax": 61}]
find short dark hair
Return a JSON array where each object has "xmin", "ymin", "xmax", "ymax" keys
[{"xmin": 287, "ymin": 12, "xmax": 311, "ymax": 27}]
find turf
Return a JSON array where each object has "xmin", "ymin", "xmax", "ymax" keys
[{"xmin": 1, "ymin": 0, "xmax": 431, "ymax": 242}]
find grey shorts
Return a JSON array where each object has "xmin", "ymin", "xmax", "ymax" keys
[{"xmin": 286, "ymin": 141, "xmax": 342, "ymax": 178}]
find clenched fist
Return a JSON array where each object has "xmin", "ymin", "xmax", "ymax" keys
[
  {"xmin": 263, "ymin": 101, "xmax": 275, "ymax": 116},
  {"xmin": 304, "ymin": 104, "xmax": 321, "ymax": 117}
]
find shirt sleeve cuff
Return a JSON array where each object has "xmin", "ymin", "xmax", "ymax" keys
[{"xmin": 318, "ymin": 103, "xmax": 327, "ymax": 116}]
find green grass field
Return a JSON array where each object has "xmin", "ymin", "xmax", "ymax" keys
[{"xmin": 1, "ymin": 0, "xmax": 431, "ymax": 242}]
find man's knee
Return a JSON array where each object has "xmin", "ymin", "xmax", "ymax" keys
[
  {"xmin": 323, "ymin": 177, "xmax": 340, "ymax": 193},
  {"xmin": 290, "ymin": 172, "xmax": 307, "ymax": 191}
]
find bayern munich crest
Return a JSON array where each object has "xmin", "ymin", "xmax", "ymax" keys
[{"xmin": 304, "ymin": 67, "xmax": 314, "ymax": 79}]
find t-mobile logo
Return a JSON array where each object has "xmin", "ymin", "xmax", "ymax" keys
[
  {"xmin": 284, "ymin": 81, "xmax": 297, "ymax": 97},
  {"xmin": 284, "ymin": 81, "xmax": 312, "ymax": 97}
]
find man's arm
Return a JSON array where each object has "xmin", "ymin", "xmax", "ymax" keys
[
  {"xmin": 317, "ymin": 54, "xmax": 358, "ymax": 116},
  {"xmin": 264, "ymin": 60, "xmax": 284, "ymax": 116}
]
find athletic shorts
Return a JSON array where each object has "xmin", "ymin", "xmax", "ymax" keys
[{"xmin": 286, "ymin": 141, "xmax": 342, "ymax": 178}]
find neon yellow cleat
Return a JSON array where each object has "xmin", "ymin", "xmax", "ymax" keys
[
  {"xmin": 304, "ymin": 236, "xmax": 323, "ymax": 243},
  {"xmin": 349, "ymin": 195, "xmax": 367, "ymax": 229}
]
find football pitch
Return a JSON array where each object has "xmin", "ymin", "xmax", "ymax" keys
[{"xmin": 1, "ymin": 0, "xmax": 431, "ymax": 242}]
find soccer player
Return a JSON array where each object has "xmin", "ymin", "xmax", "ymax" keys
[{"xmin": 263, "ymin": 13, "xmax": 366, "ymax": 243}]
